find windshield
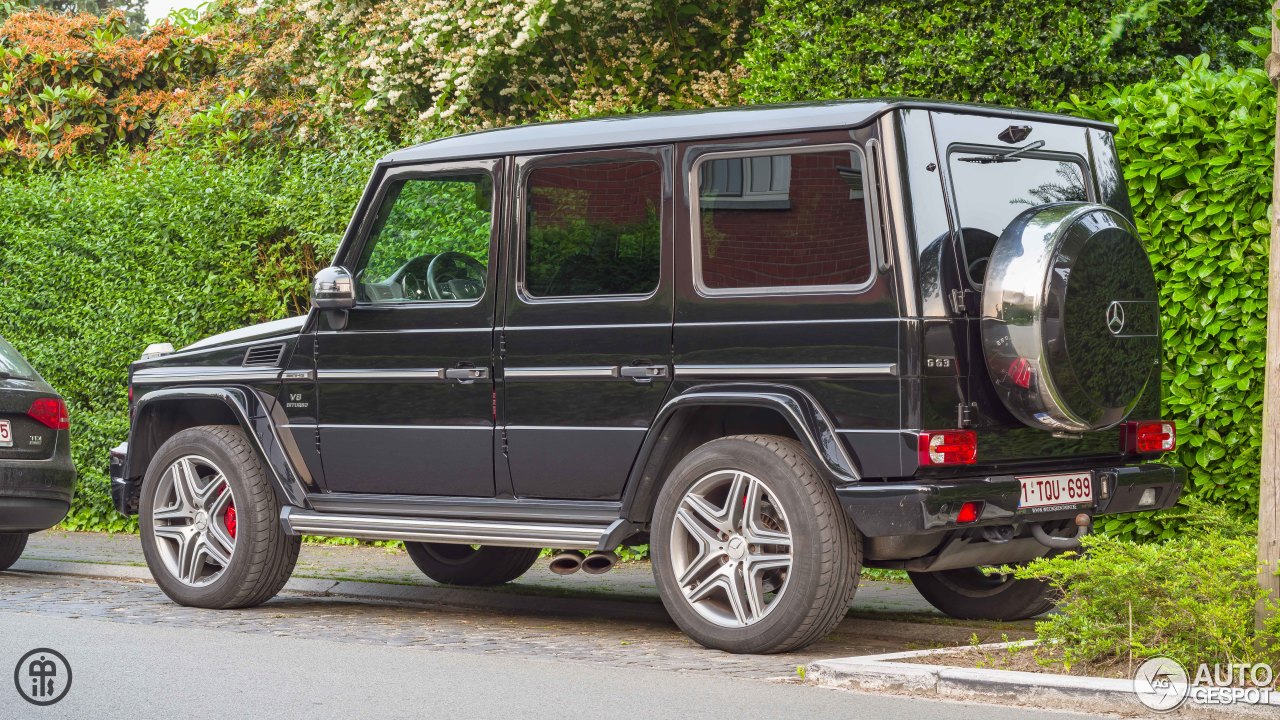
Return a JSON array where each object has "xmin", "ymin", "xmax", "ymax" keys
[
  {"xmin": 948, "ymin": 150, "xmax": 1089, "ymax": 286},
  {"xmin": 0, "ymin": 335, "xmax": 38, "ymax": 381}
]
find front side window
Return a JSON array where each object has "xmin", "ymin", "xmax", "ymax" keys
[
  {"xmin": 696, "ymin": 147, "xmax": 874, "ymax": 292},
  {"xmin": 523, "ymin": 159, "xmax": 662, "ymax": 298},
  {"xmin": 354, "ymin": 173, "xmax": 493, "ymax": 304},
  {"xmin": 948, "ymin": 150, "xmax": 1088, "ymax": 286}
]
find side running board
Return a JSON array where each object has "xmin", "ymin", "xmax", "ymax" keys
[{"xmin": 279, "ymin": 506, "xmax": 622, "ymax": 550}]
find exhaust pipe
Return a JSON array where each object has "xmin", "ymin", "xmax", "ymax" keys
[
  {"xmin": 580, "ymin": 551, "xmax": 618, "ymax": 575},
  {"xmin": 549, "ymin": 550, "xmax": 585, "ymax": 575}
]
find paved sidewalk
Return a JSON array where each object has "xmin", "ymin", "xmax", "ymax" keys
[
  {"xmin": 7, "ymin": 530, "xmax": 1036, "ymax": 678},
  {"xmin": 22, "ymin": 529, "xmax": 941, "ymax": 614}
]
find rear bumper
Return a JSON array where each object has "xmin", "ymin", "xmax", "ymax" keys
[
  {"xmin": 0, "ymin": 437, "xmax": 76, "ymax": 532},
  {"xmin": 109, "ymin": 442, "xmax": 137, "ymax": 515},
  {"xmin": 0, "ymin": 497, "xmax": 71, "ymax": 533},
  {"xmin": 837, "ymin": 463, "xmax": 1183, "ymax": 537}
]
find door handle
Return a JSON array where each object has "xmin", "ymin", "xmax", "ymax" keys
[
  {"xmin": 619, "ymin": 365, "xmax": 668, "ymax": 382},
  {"xmin": 445, "ymin": 367, "xmax": 490, "ymax": 382}
]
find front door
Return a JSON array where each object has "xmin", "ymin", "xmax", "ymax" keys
[
  {"xmin": 500, "ymin": 148, "xmax": 674, "ymax": 500},
  {"xmin": 315, "ymin": 159, "xmax": 501, "ymax": 497}
]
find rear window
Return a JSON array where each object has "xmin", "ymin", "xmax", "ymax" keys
[
  {"xmin": 0, "ymin": 336, "xmax": 38, "ymax": 381},
  {"xmin": 948, "ymin": 149, "xmax": 1089, "ymax": 286}
]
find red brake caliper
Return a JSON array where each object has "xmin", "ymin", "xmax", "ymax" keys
[{"xmin": 225, "ymin": 503, "xmax": 237, "ymax": 539}]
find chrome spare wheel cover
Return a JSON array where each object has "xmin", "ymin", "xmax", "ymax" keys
[
  {"xmin": 669, "ymin": 470, "xmax": 793, "ymax": 628},
  {"xmin": 152, "ymin": 455, "xmax": 237, "ymax": 588}
]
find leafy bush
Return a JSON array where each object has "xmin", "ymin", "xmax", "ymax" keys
[
  {"xmin": 739, "ymin": 0, "xmax": 1260, "ymax": 108},
  {"xmin": 0, "ymin": 10, "xmax": 216, "ymax": 163},
  {"xmin": 1017, "ymin": 501, "xmax": 1279, "ymax": 669},
  {"xmin": 1065, "ymin": 56, "xmax": 1274, "ymax": 538},
  {"xmin": 202, "ymin": 0, "xmax": 759, "ymax": 136},
  {"xmin": 2, "ymin": 0, "xmax": 149, "ymax": 36},
  {"xmin": 0, "ymin": 141, "xmax": 384, "ymax": 529}
]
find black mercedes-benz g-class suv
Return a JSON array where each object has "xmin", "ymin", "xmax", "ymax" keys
[{"xmin": 110, "ymin": 99, "xmax": 1182, "ymax": 654}]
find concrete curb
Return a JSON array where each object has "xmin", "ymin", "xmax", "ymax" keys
[
  {"xmin": 11, "ymin": 558, "xmax": 672, "ymax": 623},
  {"xmin": 807, "ymin": 643, "xmax": 1280, "ymax": 718}
]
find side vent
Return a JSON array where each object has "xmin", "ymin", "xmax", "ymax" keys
[{"xmin": 243, "ymin": 343, "xmax": 285, "ymax": 367}]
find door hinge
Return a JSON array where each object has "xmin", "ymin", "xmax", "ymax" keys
[
  {"xmin": 957, "ymin": 402, "xmax": 978, "ymax": 428},
  {"xmin": 500, "ymin": 428, "xmax": 509, "ymax": 456},
  {"xmin": 950, "ymin": 288, "xmax": 979, "ymax": 315},
  {"xmin": 498, "ymin": 331, "xmax": 507, "ymax": 356}
]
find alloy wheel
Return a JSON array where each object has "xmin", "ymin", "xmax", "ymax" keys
[
  {"xmin": 151, "ymin": 455, "xmax": 237, "ymax": 587},
  {"xmin": 668, "ymin": 469, "xmax": 793, "ymax": 628}
]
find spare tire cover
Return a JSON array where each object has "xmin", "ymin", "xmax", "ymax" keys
[{"xmin": 980, "ymin": 202, "xmax": 1159, "ymax": 433}]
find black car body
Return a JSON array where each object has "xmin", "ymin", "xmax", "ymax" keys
[
  {"xmin": 0, "ymin": 334, "xmax": 75, "ymax": 569},
  {"xmin": 110, "ymin": 100, "xmax": 1184, "ymax": 653}
]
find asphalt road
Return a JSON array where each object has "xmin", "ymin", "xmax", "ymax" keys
[{"xmin": 0, "ymin": 610, "xmax": 1107, "ymax": 720}]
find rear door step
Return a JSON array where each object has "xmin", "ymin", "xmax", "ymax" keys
[{"xmin": 279, "ymin": 506, "xmax": 625, "ymax": 550}]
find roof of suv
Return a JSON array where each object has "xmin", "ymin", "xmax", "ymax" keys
[{"xmin": 380, "ymin": 99, "xmax": 1115, "ymax": 165}]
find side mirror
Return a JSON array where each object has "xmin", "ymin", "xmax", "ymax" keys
[{"xmin": 312, "ymin": 266, "xmax": 355, "ymax": 310}]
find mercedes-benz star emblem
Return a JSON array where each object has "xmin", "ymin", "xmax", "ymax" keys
[{"xmin": 1106, "ymin": 301, "xmax": 1126, "ymax": 336}]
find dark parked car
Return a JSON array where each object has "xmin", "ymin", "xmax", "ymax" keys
[
  {"xmin": 110, "ymin": 99, "xmax": 1182, "ymax": 653},
  {"xmin": 0, "ymin": 335, "xmax": 75, "ymax": 571}
]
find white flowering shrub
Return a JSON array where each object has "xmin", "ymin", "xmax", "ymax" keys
[{"xmin": 217, "ymin": 0, "xmax": 757, "ymax": 137}]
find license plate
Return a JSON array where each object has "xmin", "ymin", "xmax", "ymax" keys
[
  {"xmin": 1018, "ymin": 472, "xmax": 1092, "ymax": 509},
  {"xmin": 0, "ymin": 420, "xmax": 11, "ymax": 447}
]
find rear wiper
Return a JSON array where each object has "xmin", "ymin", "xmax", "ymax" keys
[{"xmin": 957, "ymin": 140, "xmax": 1045, "ymax": 164}]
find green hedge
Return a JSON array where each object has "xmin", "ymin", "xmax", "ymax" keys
[
  {"xmin": 740, "ymin": 0, "xmax": 1259, "ymax": 108},
  {"xmin": 1065, "ymin": 56, "xmax": 1274, "ymax": 538},
  {"xmin": 0, "ymin": 142, "xmax": 383, "ymax": 530},
  {"xmin": 1018, "ymin": 499, "xmax": 1279, "ymax": 669},
  {"xmin": 2, "ymin": 54, "xmax": 1273, "ymax": 540}
]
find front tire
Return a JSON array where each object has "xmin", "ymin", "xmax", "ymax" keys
[
  {"xmin": 907, "ymin": 566, "xmax": 1058, "ymax": 620},
  {"xmin": 0, "ymin": 532, "xmax": 28, "ymax": 571},
  {"xmin": 139, "ymin": 426, "xmax": 300, "ymax": 609},
  {"xmin": 651, "ymin": 435, "xmax": 860, "ymax": 654},
  {"xmin": 404, "ymin": 543, "xmax": 539, "ymax": 586}
]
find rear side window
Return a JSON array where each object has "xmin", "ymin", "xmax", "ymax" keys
[
  {"xmin": 0, "ymin": 336, "xmax": 37, "ymax": 381},
  {"xmin": 694, "ymin": 146, "xmax": 875, "ymax": 293},
  {"xmin": 523, "ymin": 159, "xmax": 662, "ymax": 298}
]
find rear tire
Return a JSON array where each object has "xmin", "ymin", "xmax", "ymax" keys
[
  {"xmin": 651, "ymin": 434, "xmax": 860, "ymax": 654},
  {"xmin": 0, "ymin": 532, "xmax": 28, "ymax": 571},
  {"xmin": 140, "ymin": 425, "xmax": 300, "ymax": 609},
  {"xmin": 404, "ymin": 543, "xmax": 539, "ymax": 586},
  {"xmin": 908, "ymin": 566, "xmax": 1058, "ymax": 620}
]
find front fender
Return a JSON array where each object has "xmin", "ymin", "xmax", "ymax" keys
[
  {"xmin": 122, "ymin": 386, "xmax": 312, "ymax": 512},
  {"xmin": 620, "ymin": 384, "xmax": 861, "ymax": 523}
]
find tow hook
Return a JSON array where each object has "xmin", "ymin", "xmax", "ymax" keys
[{"xmin": 1030, "ymin": 513, "xmax": 1091, "ymax": 550}]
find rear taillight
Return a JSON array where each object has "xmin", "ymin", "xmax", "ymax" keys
[
  {"xmin": 956, "ymin": 501, "xmax": 983, "ymax": 524},
  {"xmin": 918, "ymin": 430, "xmax": 978, "ymax": 466},
  {"xmin": 28, "ymin": 397, "xmax": 69, "ymax": 430},
  {"xmin": 1122, "ymin": 421, "xmax": 1175, "ymax": 454}
]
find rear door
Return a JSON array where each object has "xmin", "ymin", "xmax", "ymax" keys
[
  {"xmin": 931, "ymin": 111, "xmax": 1151, "ymax": 465},
  {"xmin": 500, "ymin": 147, "xmax": 674, "ymax": 500}
]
